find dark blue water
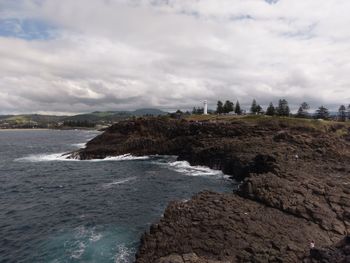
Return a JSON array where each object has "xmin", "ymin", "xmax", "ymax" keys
[{"xmin": 0, "ymin": 130, "xmax": 233, "ymax": 263}]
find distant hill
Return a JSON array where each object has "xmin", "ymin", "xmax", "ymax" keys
[
  {"xmin": 0, "ymin": 109, "xmax": 168, "ymax": 128},
  {"xmin": 0, "ymin": 114, "xmax": 66, "ymax": 124},
  {"xmin": 131, "ymin": 108, "xmax": 167, "ymax": 116},
  {"xmin": 63, "ymin": 108, "xmax": 167, "ymax": 122}
]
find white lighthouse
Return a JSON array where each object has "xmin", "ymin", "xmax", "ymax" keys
[{"xmin": 203, "ymin": 100, "xmax": 208, "ymax": 115}]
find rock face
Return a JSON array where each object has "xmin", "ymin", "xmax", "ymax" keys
[
  {"xmin": 68, "ymin": 117, "xmax": 350, "ymax": 262},
  {"xmin": 306, "ymin": 236, "xmax": 350, "ymax": 262}
]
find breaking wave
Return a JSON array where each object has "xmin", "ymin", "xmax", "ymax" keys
[
  {"xmin": 15, "ymin": 152, "xmax": 228, "ymax": 179},
  {"xmin": 155, "ymin": 159, "xmax": 230, "ymax": 179},
  {"xmin": 71, "ymin": 143, "xmax": 86, "ymax": 148},
  {"xmin": 15, "ymin": 153, "xmax": 150, "ymax": 163},
  {"xmin": 15, "ymin": 153, "xmax": 75, "ymax": 162}
]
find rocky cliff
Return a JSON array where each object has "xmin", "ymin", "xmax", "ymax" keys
[{"xmin": 68, "ymin": 116, "xmax": 350, "ymax": 262}]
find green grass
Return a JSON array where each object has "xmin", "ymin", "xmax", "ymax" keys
[{"xmin": 183, "ymin": 114, "xmax": 350, "ymax": 134}]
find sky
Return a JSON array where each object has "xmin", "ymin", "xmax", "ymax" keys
[{"xmin": 0, "ymin": 0, "xmax": 349, "ymax": 115}]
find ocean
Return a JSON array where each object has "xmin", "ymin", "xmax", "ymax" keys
[{"xmin": 0, "ymin": 130, "xmax": 233, "ymax": 263}]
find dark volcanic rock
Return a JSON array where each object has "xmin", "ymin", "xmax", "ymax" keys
[
  {"xmin": 305, "ymin": 236, "xmax": 350, "ymax": 262},
  {"xmin": 136, "ymin": 191, "xmax": 337, "ymax": 262},
  {"xmin": 67, "ymin": 117, "xmax": 350, "ymax": 262},
  {"xmin": 69, "ymin": 118, "xmax": 283, "ymax": 181}
]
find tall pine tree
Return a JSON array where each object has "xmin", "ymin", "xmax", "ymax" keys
[
  {"xmin": 216, "ymin": 100, "xmax": 224, "ymax": 114},
  {"xmin": 235, "ymin": 100, "xmax": 242, "ymax": 115},
  {"xmin": 250, "ymin": 99, "xmax": 258, "ymax": 114},
  {"xmin": 315, "ymin": 106, "xmax": 329, "ymax": 120},
  {"xmin": 266, "ymin": 102, "xmax": 275, "ymax": 116},
  {"xmin": 276, "ymin": 99, "xmax": 290, "ymax": 116},
  {"xmin": 296, "ymin": 102, "xmax": 310, "ymax": 118},
  {"xmin": 338, "ymin": 105, "xmax": 347, "ymax": 122},
  {"xmin": 223, "ymin": 100, "xmax": 234, "ymax": 113}
]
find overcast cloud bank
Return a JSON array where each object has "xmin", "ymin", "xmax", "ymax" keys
[{"xmin": 0, "ymin": 0, "xmax": 349, "ymax": 114}]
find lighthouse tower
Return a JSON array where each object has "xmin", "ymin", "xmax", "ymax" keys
[{"xmin": 203, "ymin": 100, "xmax": 208, "ymax": 115}]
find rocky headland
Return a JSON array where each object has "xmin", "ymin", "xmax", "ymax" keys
[{"xmin": 68, "ymin": 116, "xmax": 350, "ymax": 262}]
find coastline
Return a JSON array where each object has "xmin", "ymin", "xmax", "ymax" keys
[{"xmin": 66, "ymin": 117, "xmax": 350, "ymax": 262}]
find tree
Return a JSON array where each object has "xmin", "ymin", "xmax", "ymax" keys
[
  {"xmin": 296, "ymin": 102, "xmax": 310, "ymax": 118},
  {"xmin": 338, "ymin": 105, "xmax": 347, "ymax": 122},
  {"xmin": 276, "ymin": 99, "xmax": 290, "ymax": 116},
  {"xmin": 250, "ymin": 99, "xmax": 258, "ymax": 114},
  {"xmin": 192, "ymin": 107, "xmax": 204, "ymax": 115},
  {"xmin": 256, "ymin": 105, "xmax": 263, "ymax": 114},
  {"xmin": 223, "ymin": 100, "xmax": 234, "ymax": 113},
  {"xmin": 315, "ymin": 106, "xmax": 330, "ymax": 120},
  {"xmin": 266, "ymin": 102, "xmax": 275, "ymax": 116},
  {"xmin": 216, "ymin": 100, "xmax": 224, "ymax": 114},
  {"xmin": 235, "ymin": 100, "xmax": 242, "ymax": 115}
]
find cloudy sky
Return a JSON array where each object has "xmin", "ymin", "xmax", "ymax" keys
[{"xmin": 0, "ymin": 0, "xmax": 349, "ymax": 114}]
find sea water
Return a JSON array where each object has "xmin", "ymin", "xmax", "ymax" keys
[{"xmin": 0, "ymin": 130, "xmax": 233, "ymax": 263}]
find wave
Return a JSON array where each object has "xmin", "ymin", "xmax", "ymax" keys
[
  {"xmin": 15, "ymin": 153, "xmax": 150, "ymax": 163},
  {"xmin": 15, "ymin": 153, "xmax": 76, "ymax": 162},
  {"xmin": 160, "ymin": 160, "xmax": 230, "ymax": 179},
  {"xmin": 102, "ymin": 177, "xmax": 137, "ymax": 189},
  {"xmin": 102, "ymin": 154, "xmax": 150, "ymax": 161},
  {"xmin": 71, "ymin": 143, "xmax": 86, "ymax": 148},
  {"xmin": 15, "ymin": 152, "xmax": 228, "ymax": 179}
]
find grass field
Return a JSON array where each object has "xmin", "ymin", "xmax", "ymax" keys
[{"xmin": 183, "ymin": 114, "xmax": 350, "ymax": 134}]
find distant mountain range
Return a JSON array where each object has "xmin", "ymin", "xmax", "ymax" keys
[{"xmin": 0, "ymin": 108, "xmax": 168, "ymax": 128}]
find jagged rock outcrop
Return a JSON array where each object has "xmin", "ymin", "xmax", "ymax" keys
[
  {"xmin": 67, "ymin": 117, "xmax": 350, "ymax": 262},
  {"xmin": 136, "ymin": 191, "xmax": 340, "ymax": 262}
]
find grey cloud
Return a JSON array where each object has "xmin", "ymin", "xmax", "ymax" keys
[{"xmin": 0, "ymin": 0, "xmax": 349, "ymax": 114}]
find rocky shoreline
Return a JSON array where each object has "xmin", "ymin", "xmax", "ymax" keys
[{"xmin": 67, "ymin": 117, "xmax": 350, "ymax": 262}]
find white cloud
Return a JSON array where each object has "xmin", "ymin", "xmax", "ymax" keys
[{"xmin": 0, "ymin": 0, "xmax": 349, "ymax": 114}]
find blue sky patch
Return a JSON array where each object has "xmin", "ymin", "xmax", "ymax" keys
[
  {"xmin": 265, "ymin": 0, "xmax": 279, "ymax": 4},
  {"xmin": 0, "ymin": 18, "xmax": 56, "ymax": 40}
]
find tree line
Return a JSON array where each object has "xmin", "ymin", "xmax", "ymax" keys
[
  {"xmin": 216, "ymin": 100, "xmax": 242, "ymax": 114},
  {"xmin": 213, "ymin": 99, "xmax": 350, "ymax": 121},
  {"xmin": 63, "ymin": 120, "xmax": 96, "ymax": 127}
]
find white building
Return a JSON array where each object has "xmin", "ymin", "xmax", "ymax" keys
[{"xmin": 203, "ymin": 100, "xmax": 208, "ymax": 115}]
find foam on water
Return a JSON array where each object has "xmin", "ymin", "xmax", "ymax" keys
[
  {"xmin": 14, "ymin": 153, "xmax": 150, "ymax": 163},
  {"xmin": 102, "ymin": 155, "xmax": 150, "ymax": 161},
  {"xmin": 16, "ymin": 153, "xmax": 228, "ymax": 179},
  {"xmin": 71, "ymin": 242, "xmax": 86, "ymax": 259},
  {"xmin": 158, "ymin": 160, "xmax": 230, "ymax": 179},
  {"xmin": 114, "ymin": 244, "xmax": 134, "ymax": 263},
  {"xmin": 2, "ymin": 130, "xmax": 233, "ymax": 263},
  {"xmin": 102, "ymin": 177, "xmax": 137, "ymax": 189},
  {"xmin": 15, "ymin": 153, "xmax": 76, "ymax": 162},
  {"xmin": 71, "ymin": 143, "xmax": 86, "ymax": 148}
]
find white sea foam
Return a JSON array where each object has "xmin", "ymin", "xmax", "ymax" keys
[
  {"xmin": 15, "ymin": 153, "xmax": 77, "ymax": 162},
  {"xmin": 89, "ymin": 232, "xmax": 103, "ymax": 242},
  {"xmin": 71, "ymin": 242, "xmax": 86, "ymax": 259},
  {"xmin": 70, "ymin": 226, "xmax": 103, "ymax": 259},
  {"xmin": 71, "ymin": 143, "xmax": 86, "ymax": 148},
  {"xmin": 15, "ymin": 153, "xmax": 150, "ymax": 163},
  {"xmin": 102, "ymin": 177, "xmax": 137, "ymax": 189},
  {"xmin": 162, "ymin": 160, "xmax": 230, "ymax": 179},
  {"xmin": 114, "ymin": 244, "xmax": 133, "ymax": 263},
  {"xmin": 101, "ymin": 154, "xmax": 150, "ymax": 161}
]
